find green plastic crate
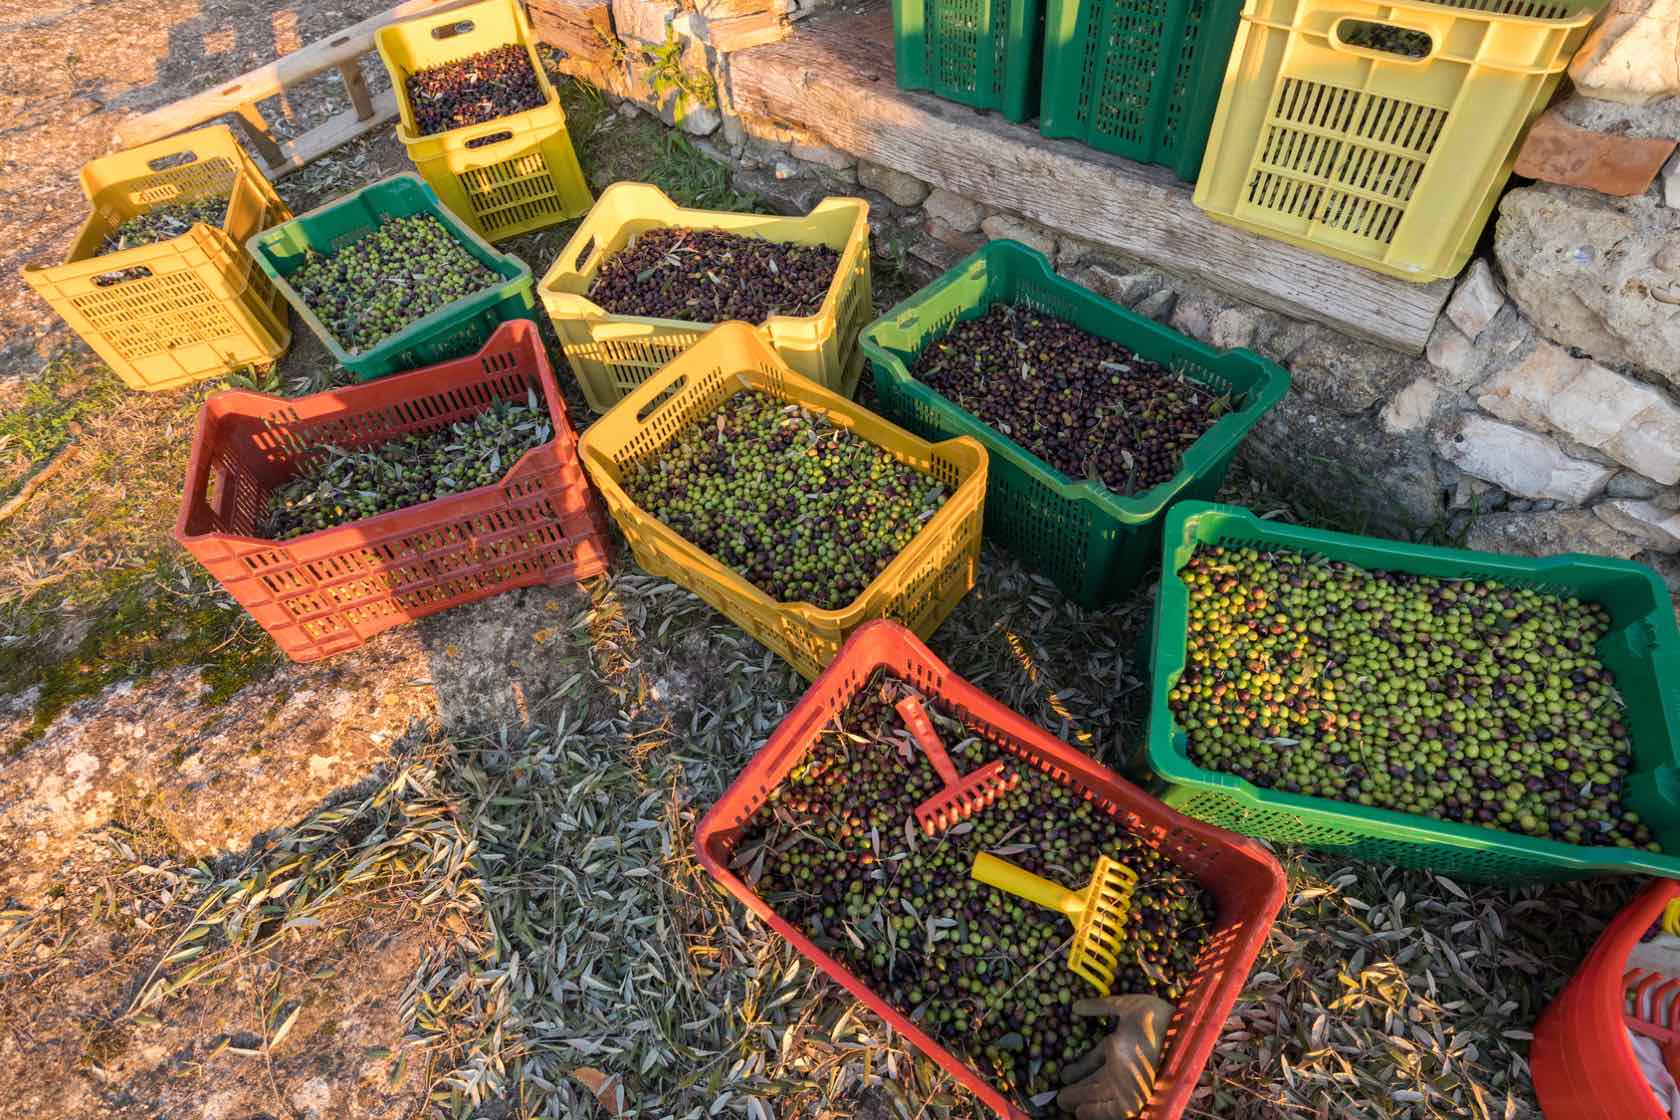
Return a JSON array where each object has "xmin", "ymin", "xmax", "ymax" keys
[
  {"xmin": 1144, "ymin": 501, "xmax": 1680, "ymax": 885},
  {"xmin": 860, "ymin": 240, "xmax": 1289, "ymax": 609},
  {"xmin": 248, "ymin": 173, "xmax": 536, "ymax": 381},
  {"xmin": 891, "ymin": 0, "xmax": 1044, "ymax": 122},
  {"xmin": 1039, "ymin": 0, "xmax": 1243, "ymax": 180}
]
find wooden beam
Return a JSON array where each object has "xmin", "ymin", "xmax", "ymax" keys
[
  {"xmin": 112, "ymin": 0, "xmax": 476, "ymax": 150},
  {"xmin": 726, "ymin": 5, "xmax": 1450, "ymax": 353}
]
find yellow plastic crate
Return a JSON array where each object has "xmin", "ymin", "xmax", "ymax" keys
[
  {"xmin": 578, "ymin": 322, "xmax": 986, "ymax": 681},
  {"xmin": 377, "ymin": 0, "xmax": 592, "ymax": 242},
  {"xmin": 22, "ymin": 125, "xmax": 292, "ymax": 392},
  {"xmin": 542, "ymin": 182, "xmax": 873, "ymax": 413},
  {"xmin": 1192, "ymin": 0, "xmax": 1606, "ymax": 282}
]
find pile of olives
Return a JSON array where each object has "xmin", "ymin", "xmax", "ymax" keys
[
  {"xmin": 622, "ymin": 391, "xmax": 948, "ymax": 609},
  {"xmin": 909, "ymin": 304, "xmax": 1230, "ymax": 496},
  {"xmin": 288, "ymin": 214, "xmax": 500, "ymax": 354},
  {"xmin": 734, "ymin": 671, "xmax": 1213, "ymax": 1113},
  {"xmin": 406, "ymin": 44, "xmax": 546, "ymax": 135},
  {"xmin": 1169, "ymin": 544, "xmax": 1658, "ymax": 850},
  {"xmin": 588, "ymin": 228, "xmax": 839, "ymax": 324}
]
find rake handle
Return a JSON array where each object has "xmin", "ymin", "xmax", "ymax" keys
[
  {"xmin": 972, "ymin": 853, "xmax": 1082, "ymax": 918},
  {"xmin": 896, "ymin": 696, "xmax": 963, "ymax": 788}
]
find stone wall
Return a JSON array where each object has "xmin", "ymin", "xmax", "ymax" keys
[{"xmin": 554, "ymin": 0, "xmax": 1680, "ymax": 599}]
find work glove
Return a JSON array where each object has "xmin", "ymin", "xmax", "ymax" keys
[{"xmin": 1057, "ymin": 994, "xmax": 1175, "ymax": 1120}]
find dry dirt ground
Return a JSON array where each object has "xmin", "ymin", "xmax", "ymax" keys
[{"xmin": 0, "ymin": 3, "xmax": 1653, "ymax": 1119}]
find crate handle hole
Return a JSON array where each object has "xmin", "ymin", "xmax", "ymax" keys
[
  {"xmin": 572, "ymin": 235, "xmax": 597, "ymax": 272},
  {"xmin": 466, "ymin": 129, "xmax": 514, "ymax": 149},
  {"xmin": 148, "ymin": 150, "xmax": 198, "ymax": 171},
  {"xmin": 1333, "ymin": 19, "xmax": 1432, "ymax": 59},
  {"xmin": 329, "ymin": 35, "xmax": 350, "ymax": 47},
  {"xmin": 220, "ymin": 83, "xmax": 242, "ymax": 95},
  {"xmin": 636, "ymin": 374, "xmax": 688, "ymax": 422},
  {"xmin": 432, "ymin": 19, "xmax": 474, "ymax": 38}
]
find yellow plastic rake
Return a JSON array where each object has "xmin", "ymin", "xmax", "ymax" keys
[{"xmin": 971, "ymin": 852, "xmax": 1140, "ymax": 996}]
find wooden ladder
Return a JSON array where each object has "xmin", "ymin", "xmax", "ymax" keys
[{"xmin": 111, "ymin": 0, "xmax": 477, "ymax": 178}]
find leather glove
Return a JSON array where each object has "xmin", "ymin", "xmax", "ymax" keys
[{"xmin": 1057, "ymin": 994, "xmax": 1175, "ymax": 1120}]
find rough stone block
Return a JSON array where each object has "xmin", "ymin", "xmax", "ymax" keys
[
  {"xmin": 1078, "ymin": 265, "xmax": 1161, "ymax": 309},
  {"xmin": 1445, "ymin": 260, "xmax": 1505, "ymax": 341},
  {"xmin": 1285, "ymin": 328, "xmax": 1426, "ymax": 415},
  {"xmin": 1607, "ymin": 470, "xmax": 1666, "ymax": 499},
  {"xmin": 1380, "ymin": 377, "xmax": 1443, "ymax": 435},
  {"xmin": 1209, "ymin": 308, "xmax": 1259, "ymax": 350},
  {"xmin": 1244, "ymin": 396, "xmax": 1443, "ymax": 531},
  {"xmin": 857, "ymin": 161, "xmax": 929, "ymax": 207},
  {"xmin": 923, "ymin": 214, "xmax": 984, "ymax": 257},
  {"xmin": 1434, "ymin": 414, "xmax": 1617, "ymax": 504},
  {"xmin": 1451, "ymin": 476, "xmax": 1504, "ymax": 512},
  {"xmin": 1426, "ymin": 319, "xmax": 1480, "ymax": 386},
  {"xmin": 1639, "ymin": 549, "xmax": 1680, "ymax": 593},
  {"xmin": 923, "ymin": 188, "xmax": 984, "ymax": 234},
  {"xmin": 1169, "ymin": 297, "xmax": 1216, "ymax": 343},
  {"xmin": 1465, "ymin": 509, "xmax": 1646, "ymax": 559},
  {"xmin": 789, "ymin": 140, "xmax": 854, "ymax": 171},
  {"xmin": 1496, "ymin": 185, "xmax": 1680, "ymax": 387},
  {"xmin": 979, "ymin": 213, "xmax": 1057, "ymax": 259},
  {"xmin": 1133, "ymin": 288, "xmax": 1177, "ymax": 324},
  {"xmin": 1475, "ymin": 339, "xmax": 1680, "ymax": 485},
  {"xmin": 613, "ymin": 0, "xmax": 678, "ymax": 44},
  {"xmin": 1595, "ymin": 499, "xmax": 1680, "ymax": 552},
  {"xmin": 1568, "ymin": 0, "xmax": 1680, "ymax": 105}
]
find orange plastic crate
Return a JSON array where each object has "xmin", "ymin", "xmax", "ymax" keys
[
  {"xmin": 175, "ymin": 319, "xmax": 610, "ymax": 662},
  {"xmin": 22, "ymin": 125, "xmax": 291, "ymax": 391},
  {"xmin": 697, "ymin": 620, "xmax": 1289, "ymax": 1119}
]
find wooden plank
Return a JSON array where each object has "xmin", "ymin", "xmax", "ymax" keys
[
  {"xmin": 112, "ymin": 0, "xmax": 476, "ymax": 150},
  {"xmin": 726, "ymin": 5, "xmax": 1449, "ymax": 353}
]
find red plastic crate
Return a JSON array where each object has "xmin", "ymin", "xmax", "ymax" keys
[
  {"xmin": 695, "ymin": 620, "xmax": 1287, "ymax": 1119},
  {"xmin": 175, "ymin": 319, "xmax": 610, "ymax": 662},
  {"xmin": 1533, "ymin": 879, "xmax": 1680, "ymax": 1120}
]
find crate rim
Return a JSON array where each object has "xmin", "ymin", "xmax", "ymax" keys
[
  {"xmin": 247, "ymin": 172, "xmax": 532, "ymax": 370},
  {"xmin": 376, "ymin": 0, "xmax": 563, "ymax": 149},
  {"xmin": 172, "ymin": 318, "xmax": 569, "ymax": 550},
  {"xmin": 859, "ymin": 240, "xmax": 1291, "ymax": 523},
  {"xmin": 540, "ymin": 182, "xmax": 871, "ymax": 336},
  {"xmin": 1144, "ymin": 499, "xmax": 1680, "ymax": 878},
  {"xmin": 695, "ymin": 618, "xmax": 1289, "ymax": 1120},
  {"xmin": 577, "ymin": 321, "xmax": 988, "ymax": 626}
]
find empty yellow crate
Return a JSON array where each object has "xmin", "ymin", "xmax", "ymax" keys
[
  {"xmin": 377, "ymin": 0, "xmax": 592, "ymax": 242},
  {"xmin": 22, "ymin": 125, "xmax": 292, "ymax": 391},
  {"xmin": 1193, "ymin": 0, "xmax": 1606, "ymax": 282},
  {"xmin": 542, "ymin": 182, "xmax": 873, "ymax": 412},
  {"xmin": 578, "ymin": 322, "xmax": 986, "ymax": 681}
]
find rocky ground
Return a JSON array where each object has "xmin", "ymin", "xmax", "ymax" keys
[{"xmin": 0, "ymin": 3, "xmax": 1660, "ymax": 1119}]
